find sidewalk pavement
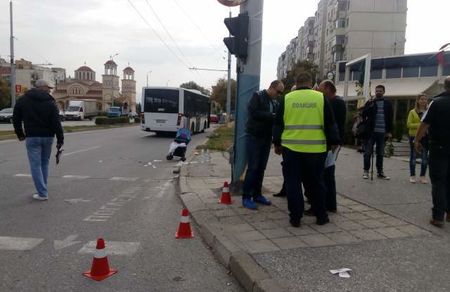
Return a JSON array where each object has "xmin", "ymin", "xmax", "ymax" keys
[{"xmin": 178, "ymin": 148, "xmax": 450, "ymax": 292}]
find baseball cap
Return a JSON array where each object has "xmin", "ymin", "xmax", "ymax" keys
[{"xmin": 35, "ymin": 79, "xmax": 54, "ymax": 89}]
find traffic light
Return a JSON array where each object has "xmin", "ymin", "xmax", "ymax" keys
[{"xmin": 223, "ymin": 12, "xmax": 249, "ymax": 60}]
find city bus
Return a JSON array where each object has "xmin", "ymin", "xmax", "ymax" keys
[{"xmin": 141, "ymin": 87, "xmax": 211, "ymax": 134}]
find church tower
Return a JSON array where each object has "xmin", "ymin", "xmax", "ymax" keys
[
  {"xmin": 121, "ymin": 66, "xmax": 137, "ymax": 113},
  {"xmin": 102, "ymin": 59, "xmax": 120, "ymax": 108}
]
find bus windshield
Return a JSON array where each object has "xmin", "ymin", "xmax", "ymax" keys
[{"xmin": 144, "ymin": 89, "xmax": 179, "ymax": 113}]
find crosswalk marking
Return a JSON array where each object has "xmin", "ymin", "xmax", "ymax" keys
[
  {"xmin": 63, "ymin": 175, "xmax": 90, "ymax": 179},
  {"xmin": 78, "ymin": 241, "xmax": 140, "ymax": 256},
  {"xmin": 110, "ymin": 177, "xmax": 139, "ymax": 182},
  {"xmin": 14, "ymin": 173, "xmax": 31, "ymax": 177},
  {"xmin": 0, "ymin": 236, "xmax": 43, "ymax": 251}
]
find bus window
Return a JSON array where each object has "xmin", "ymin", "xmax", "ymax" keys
[{"xmin": 144, "ymin": 89, "xmax": 179, "ymax": 113}]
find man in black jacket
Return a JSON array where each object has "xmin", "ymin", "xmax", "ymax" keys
[
  {"xmin": 13, "ymin": 79, "xmax": 64, "ymax": 201},
  {"xmin": 415, "ymin": 76, "xmax": 450, "ymax": 227},
  {"xmin": 362, "ymin": 85, "xmax": 393, "ymax": 180},
  {"xmin": 242, "ymin": 80, "xmax": 284, "ymax": 210}
]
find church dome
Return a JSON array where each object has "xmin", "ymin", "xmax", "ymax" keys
[
  {"xmin": 76, "ymin": 65, "xmax": 94, "ymax": 72},
  {"xmin": 104, "ymin": 60, "xmax": 117, "ymax": 67},
  {"xmin": 123, "ymin": 66, "xmax": 135, "ymax": 73}
]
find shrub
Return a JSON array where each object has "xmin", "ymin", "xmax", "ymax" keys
[{"xmin": 95, "ymin": 116, "xmax": 129, "ymax": 125}]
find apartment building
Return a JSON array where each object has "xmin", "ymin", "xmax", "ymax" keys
[{"xmin": 277, "ymin": 0, "xmax": 407, "ymax": 79}]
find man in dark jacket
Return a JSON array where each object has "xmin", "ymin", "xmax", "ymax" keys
[
  {"xmin": 362, "ymin": 85, "xmax": 393, "ymax": 180},
  {"xmin": 242, "ymin": 80, "xmax": 284, "ymax": 210},
  {"xmin": 13, "ymin": 79, "xmax": 64, "ymax": 201},
  {"xmin": 415, "ymin": 76, "xmax": 450, "ymax": 227}
]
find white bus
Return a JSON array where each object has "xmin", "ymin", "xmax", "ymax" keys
[{"xmin": 141, "ymin": 87, "xmax": 211, "ymax": 134}]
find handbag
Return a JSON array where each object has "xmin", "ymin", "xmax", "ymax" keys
[{"xmin": 355, "ymin": 120, "xmax": 370, "ymax": 139}]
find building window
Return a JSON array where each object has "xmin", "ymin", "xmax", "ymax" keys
[
  {"xmin": 420, "ymin": 65, "xmax": 438, "ymax": 77},
  {"xmin": 371, "ymin": 69, "xmax": 382, "ymax": 79},
  {"xmin": 386, "ymin": 68, "xmax": 401, "ymax": 79},
  {"xmin": 403, "ymin": 66, "xmax": 419, "ymax": 78}
]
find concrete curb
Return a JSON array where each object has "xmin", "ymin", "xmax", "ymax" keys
[{"xmin": 177, "ymin": 161, "xmax": 286, "ymax": 292}]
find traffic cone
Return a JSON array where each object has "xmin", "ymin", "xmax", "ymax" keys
[
  {"xmin": 176, "ymin": 208, "xmax": 194, "ymax": 239},
  {"xmin": 83, "ymin": 238, "xmax": 118, "ymax": 281},
  {"xmin": 219, "ymin": 181, "xmax": 232, "ymax": 205}
]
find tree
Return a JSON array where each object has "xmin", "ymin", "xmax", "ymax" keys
[
  {"xmin": 179, "ymin": 81, "xmax": 210, "ymax": 96},
  {"xmin": 210, "ymin": 78, "xmax": 237, "ymax": 113},
  {"xmin": 0, "ymin": 79, "xmax": 11, "ymax": 109},
  {"xmin": 281, "ymin": 60, "xmax": 319, "ymax": 94}
]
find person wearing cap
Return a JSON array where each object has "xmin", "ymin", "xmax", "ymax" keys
[{"xmin": 13, "ymin": 79, "xmax": 64, "ymax": 201}]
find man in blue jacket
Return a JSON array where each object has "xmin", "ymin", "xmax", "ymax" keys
[{"xmin": 13, "ymin": 79, "xmax": 64, "ymax": 201}]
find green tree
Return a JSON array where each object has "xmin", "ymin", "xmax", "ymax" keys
[
  {"xmin": 281, "ymin": 60, "xmax": 319, "ymax": 94},
  {"xmin": 179, "ymin": 81, "xmax": 210, "ymax": 96},
  {"xmin": 0, "ymin": 79, "xmax": 11, "ymax": 109},
  {"xmin": 210, "ymin": 78, "xmax": 236, "ymax": 113}
]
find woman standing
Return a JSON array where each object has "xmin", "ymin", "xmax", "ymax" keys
[{"xmin": 407, "ymin": 94, "xmax": 429, "ymax": 183}]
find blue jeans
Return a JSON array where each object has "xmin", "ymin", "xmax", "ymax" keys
[
  {"xmin": 26, "ymin": 137, "xmax": 54, "ymax": 197},
  {"xmin": 409, "ymin": 136, "xmax": 428, "ymax": 176},
  {"xmin": 363, "ymin": 132, "xmax": 386, "ymax": 173},
  {"xmin": 242, "ymin": 134, "xmax": 272, "ymax": 199}
]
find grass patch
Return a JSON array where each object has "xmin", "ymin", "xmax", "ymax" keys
[{"xmin": 197, "ymin": 124, "xmax": 234, "ymax": 151}]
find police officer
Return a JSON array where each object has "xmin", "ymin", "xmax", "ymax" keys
[{"xmin": 273, "ymin": 72, "xmax": 339, "ymax": 226}]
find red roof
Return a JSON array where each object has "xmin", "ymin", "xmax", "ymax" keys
[
  {"xmin": 123, "ymin": 66, "xmax": 134, "ymax": 73},
  {"xmin": 76, "ymin": 65, "xmax": 94, "ymax": 72},
  {"xmin": 104, "ymin": 60, "xmax": 117, "ymax": 66}
]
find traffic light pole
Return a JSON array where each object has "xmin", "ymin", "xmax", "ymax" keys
[
  {"xmin": 226, "ymin": 12, "xmax": 232, "ymax": 121},
  {"xmin": 10, "ymin": 0, "xmax": 16, "ymax": 107},
  {"xmin": 232, "ymin": 0, "xmax": 263, "ymax": 184}
]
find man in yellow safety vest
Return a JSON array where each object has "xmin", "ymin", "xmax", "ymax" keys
[{"xmin": 273, "ymin": 72, "xmax": 339, "ymax": 227}]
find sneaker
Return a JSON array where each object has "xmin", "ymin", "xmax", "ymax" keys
[
  {"xmin": 254, "ymin": 195, "xmax": 272, "ymax": 206},
  {"xmin": 409, "ymin": 176, "xmax": 416, "ymax": 183},
  {"xmin": 32, "ymin": 194, "xmax": 48, "ymax": 201},
  {"xmin": 363, "ymin": 172, "xmax": 369, "ymax": 179},
  {"xmin": 316, "ymin": 217, "xmax": 330, "ymax": 225},
  {"xmin": 242, "ymin": 198, "xmax": 258, "ymax": 210},
  {"xmin": 419, "ymin": 176, "xmax": 428, "ymax": 184},
  {"xmin": 377, "ymin": 173, "xmax": 390, "ymax": 180}
]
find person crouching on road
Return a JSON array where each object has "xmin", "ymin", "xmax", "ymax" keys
[
  {"xmin": 273, "ymin": 72, "xmax": 339, "ymax": 227},
  {"xmin": 13, "ymin": 79, "xmax": 64, "ymax": 201},
  {"xmin": 242, "ymin": 80, "xmax": 285, "ymax": 210},
  {"xmin": 407, "ymin": 94, "xmax": 429, "ymax": 184}
]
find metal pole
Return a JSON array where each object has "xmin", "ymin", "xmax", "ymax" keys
[
  {"xmin": 10, "ymin": 0, "xmax": 16, "ymax": 107},
  {"xmin": 232, "ymin": 0, "xmax": 263, "ymax": 183},
  {"xmin": 226, "ymin": 11, "xmax": 232, "ymax": 120}
]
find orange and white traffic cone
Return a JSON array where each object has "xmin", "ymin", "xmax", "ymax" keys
[
  {"xmin": 83, "ymin": 238, "xmax": 118, "ymax": 281},
  {"xmin": 175, "ymin": 208, "xmax": 194, "ymax": 239},
  {"xmin": 219, "ymin": 181, "xmax": 232, "ymax": 205}
]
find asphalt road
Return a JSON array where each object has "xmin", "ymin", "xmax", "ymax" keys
[
  {"xmin": 0, "ymin": 120, "xmax": 96, "ymax": 131},
  {"xmin": 0, "ymin": 125, "xmax": 241, "ymax": 292}
]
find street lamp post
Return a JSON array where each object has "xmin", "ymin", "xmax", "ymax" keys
[{"xmin": 146, "ymin": 71, "xmax": 152, "ymax": 87}]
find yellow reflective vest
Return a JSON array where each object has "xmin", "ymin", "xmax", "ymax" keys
[{"xmin": 281, "ymin": 89, "xmax": 327, "ymax": 153}]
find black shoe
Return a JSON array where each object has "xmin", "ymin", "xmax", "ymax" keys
[
  {"xmin": 327, "ymin": 208, "xmax": 337, "ymax": 213},
  {"xmin": 316, "ymin": 217, "xmax": 330, "ymax": 225},
  {"xmin": 304, "ymin": 208, "xmax": 315, "ymax": 216},
  {"xmin": 377, "ymin": 173, "xmax": 390, "ymax": 180},
  {"xmin": 289, "ymin": 218, "xmax": 301, "ymax": 228},
  {"xmin": 273, "ymin": 191, "xmax": 286, "ymax": 197}
]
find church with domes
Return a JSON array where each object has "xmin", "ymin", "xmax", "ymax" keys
[{"xmin": 53, "ymin": 59, "xmax": 136, "ymax": 113}]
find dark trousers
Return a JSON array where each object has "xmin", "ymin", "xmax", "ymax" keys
[
  {"xmin": 409, "ymin": 136, "xmax": 429, "ymax": 177},
  {"xmin": 282, "ymin": 147, "xmax": 327, "ymax": 221},
  {"xmin": 429, "ymin": 148, "xmax": 450, "ymax": 221},
  {"xmin": 324, "ymin": 165, "xmax": 337, "ymax": 211},
  {"xmin": 242, "ymin": 134, "xmax": 272, "ymax": 199},
  {"xmin": 364, "ymin": 132, "xmax": 386, "ymax": 173}
]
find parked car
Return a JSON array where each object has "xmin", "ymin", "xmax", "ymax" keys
[
  {"xmin": 107, "ymin": 106, "xmax": 122, "ymax": 118},
  {"xmin": 0, "ymin": 108, "xmax": 13, "ymax": 123},
  {"xmin": 209, "ymin": 114, "xmax": 219, "ymax": 123}
]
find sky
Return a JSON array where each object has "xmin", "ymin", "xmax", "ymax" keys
[{"xmin": 0, "ymin": 0, "xmax": 449, "ymax": 100}]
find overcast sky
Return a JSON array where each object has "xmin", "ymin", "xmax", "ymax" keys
[{"xmin": 0, "ymin": 0, "xmax": 448, "ymax": 99}]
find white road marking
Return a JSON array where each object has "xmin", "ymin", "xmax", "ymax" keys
[
  {"xmin": 63, "ymin": 175, "xmax": 90, "ymax": 179},
  {"xmin": 14, "ymin": 173, "xmax": 31, "ymax": 177},
  {"xmin": 156, "ymin": 180, "xmax": 172, "ymax": 198},
  {"xmin": 54, "ymin": 234, "xmax": 81, "ymax": 250},
  {"xmin": 64, "ymin": 198, "xmax": 91, "ymax": 204},
  {"xmin": 78, "ymin": 241, "xmax": 140, "ymax": 256},
  {"xmin": 0, "ymin": 236, "xmax": 43, "ymax": 251},
  {"xmin": 153, "ymin": 160, "xmax": 162, "ymax": 162},
  {"xmin": 63, "ymin": 146, "xmax": 101, "ymax": 157},
  {"xmin": 83, "ymin": 190, "xmax": 139, "ymax": 222},
  {"xmin": 110, "ymin": 177, "xmax": 139, "ymax": 182}
]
